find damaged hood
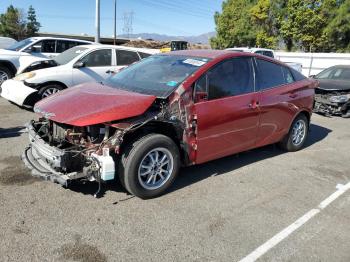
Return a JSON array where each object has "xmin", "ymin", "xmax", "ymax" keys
[
  {"xmin": 317, "ymin": 79, "xmax": 350, "ymax": 92},
  {"xmin": 34, "ymin": 83, "xmax": 156, "ymax": 126}
]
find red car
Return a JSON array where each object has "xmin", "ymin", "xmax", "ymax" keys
[{"xmin": 23, "ymin": 50, "xmax": 317, "ymax": 199}]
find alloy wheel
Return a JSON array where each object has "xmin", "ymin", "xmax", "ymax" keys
[
  {"xmin": 138, "ymin": 147, "xmax": 174, "ymax": 190},
  {"xmin": 0, "ymin": 70, "xmax": 9, "ymax": 85},
  {"xmin": 42, "ymin": 87, "xmax": 60, "ymax": 98},
  {"xmin": 291, "ymin": 119, "xmax": 306, "ymax": 146}
]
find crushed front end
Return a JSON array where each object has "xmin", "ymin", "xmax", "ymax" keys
[
  {"xmin": 314, "ymin": 88, "xmax": 350, "ymax": 117},
  {"xmin": 22, "ymin": 119, "xmax": 120, "ymax": 187}
]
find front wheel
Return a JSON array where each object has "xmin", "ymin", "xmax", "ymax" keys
[
  {"xmin": 118, "ymin": 134, "xmax": 180, "ymax": 199},
  {"xmin": 0, "ymin": 66, "xmax": 12, "ymax": 85},
  {"xmin": 38, "ymin": 84, "xmax": 64, "ymax": 99},
  {"xmin": 279, "ymin": 114, "xmax": 309, "ymax": 151}
]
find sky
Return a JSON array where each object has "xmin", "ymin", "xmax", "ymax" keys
[{"xmin": 0, "ymin": 0, "xmax": 223, "ymax": 37}]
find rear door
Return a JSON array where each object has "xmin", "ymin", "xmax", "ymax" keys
[
  {"xmin": 254, "ymin": 58, "xmax": 304, "ymax": 147},
  {"xmin": 193, "ymin": 57, "xmax": 260, "ymax": 164},
  {"xmin": 72, "ymin": 48, "xmax": 114, "ymax": 85},
  {"xmin": 115, "ymin": 49, "xmax": 141, "ymax": 73}
]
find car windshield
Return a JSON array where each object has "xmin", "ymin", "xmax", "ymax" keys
[
  {"xmin": 316, "ymin": 67, "xmax": 350, "ymax": 80},
  {"xmin": 54, "ymin": 46, "xmax": 88, "ymax": 65},
  {"xmin": 5, "ymin": 38, "xmax": 35, "ymax": 51},
  {"xmin": 104, "ymin": 55, "xmax": 210, "ymax": 98}
]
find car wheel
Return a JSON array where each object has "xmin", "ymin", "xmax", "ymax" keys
[
  {"xmin": 118, "ymin": 134, "xmax": 180, "ymax": 199},
  {"xmin": 0, "ymin": 66, "xmax": 12, "ymax": 85},
  {"xmin": 38, "ymin": 84, "xmax": 64, "ymax": 99},
  {"xmin": 279, "ymin": 114, "xmax": 309, "ymax": 152},
  {"xmin": 341, "ymin": 109, "xmax": 350, "ymax": 118}
]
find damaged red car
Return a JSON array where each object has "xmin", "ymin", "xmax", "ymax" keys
[{"xmin": 23, "ymin": 50, "xmax": 317, "ymax": 199}]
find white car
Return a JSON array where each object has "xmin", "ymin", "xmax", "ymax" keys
[
  {"xmin": 0, "ymin": 37, "xmax": 17, "ymax": 49},
  {"xmin": 0, "ymin": 37, "xmax": 93, "ymax": 85},
  {"xmin": 226, "ymin": 47, "xmax": 303, "ymax": 73},
  {"xmin": 0, "ymin": 44, "xmax": 159, "ymax": 107}
]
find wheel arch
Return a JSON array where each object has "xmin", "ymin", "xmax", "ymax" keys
[
  {"xmin": 120, "ymin": 121, "xmax": 189, "ymax": 166},
  {"xmin": 0, "ymin": 60, "xmax": 17, "ymax": 76},
  {"xmin": 40, "ymin": 81, "xmax": 68, "ymax": 90},
  {"xmin": 289, "ymin": 109, "xmax": 311, "ymax": 131}
]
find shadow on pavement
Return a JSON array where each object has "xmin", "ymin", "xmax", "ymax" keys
[
  {"xmin": 0, "ymin": 126, "xmax": 26, "ymax": 139},
  {"xmin": 65, "ymin": 123, "xmax": 332, "ymax": 198}
]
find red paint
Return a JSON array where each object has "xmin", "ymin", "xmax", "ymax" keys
[{"xmin": 34, "ymin": 83, "xmax": 156, "ymax": 126}]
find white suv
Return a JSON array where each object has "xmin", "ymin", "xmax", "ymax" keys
[{"xmin": 0, "ymin": 37, "xmax": 93, "ymax": 84}]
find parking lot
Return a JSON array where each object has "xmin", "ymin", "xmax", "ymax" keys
[{"xmin": 0, "ymin": 96, "xmax": 349, "ymax": 261}]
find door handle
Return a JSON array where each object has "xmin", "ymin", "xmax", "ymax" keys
[
  {"xmin": 249, "ymin": 101, "xmax": 259, "ymax": 109},
  {"xmin": 289, "ymin": 93, "xmax": 298, "ymax": 98}
]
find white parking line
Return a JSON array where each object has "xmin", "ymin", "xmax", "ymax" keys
[{"xmin": 239, "ymin": 181, "xmax": 350, "ymax": 262}]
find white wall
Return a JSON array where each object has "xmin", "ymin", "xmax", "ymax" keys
[{"xmin": 275, "ymin": 52, "xmax": 350, "ymax": 76}]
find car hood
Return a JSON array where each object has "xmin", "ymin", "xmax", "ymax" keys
[
  {"xmin": 317, "ymin": 79, "xmax": 350, "ymax": 91},
  {"xmin": 0, "ymin": 48, "xmax": 20, "ymax": 56},
  {"xmin": 34, "ymin": 83, "xmax": 157, "ymax": 126}
]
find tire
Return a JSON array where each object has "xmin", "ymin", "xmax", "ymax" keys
[
  {"xmin": 279, "ymin": 114, "xmax": 309, "ymax": 152},
  {"xmin": 118, "ymin": 134, "xmax": 180, "ymax": 199},
  {"xmin": 341, "ymin": 109, "xmax": 350, "ymax": 118},
  {"xmin": 38, "ymin": 84, "xmax": 64, "ymax": 99},
  {"xmin": 0, "ymin": 66, "xmax": 13, "ymax": 85}
]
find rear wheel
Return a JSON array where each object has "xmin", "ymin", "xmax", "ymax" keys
[
  {"xmin": 279, "ymin": 114, "xmax": 309, "ymax": 151},
  {"xmin": 0, "ymin": 66, "xmax": 12, "ymax": 85},
  {"xmin": 118, "ymin": 134, "xmax": 180, "ymax": 199},
  {"xmin": 38, "ymin": 84, "xmax": 64, "ymax": 99}
]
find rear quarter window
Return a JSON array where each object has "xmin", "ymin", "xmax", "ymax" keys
[
  {"xmin": 290, "ymin": 68, "xmax": 306, "ymax": 81},
  {"xmin": 256, "ymin": 59, "xmax": 286, "ymax": 90}
]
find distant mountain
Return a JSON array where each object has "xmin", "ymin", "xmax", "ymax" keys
[{"xmin": 118, "ymin": 32, "xmax": 215, "ymax": 44}]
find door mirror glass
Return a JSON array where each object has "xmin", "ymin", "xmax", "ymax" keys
[{"xmin": 73, "ymin": 61, "xmax": 85, "ymax": 68}]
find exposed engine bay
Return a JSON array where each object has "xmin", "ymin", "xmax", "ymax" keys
[
  {"xmin": 314, "ymin": 88, "xmax": 350, "ymax": 118},
  {"xmin": 22, "ymin": 97, "xmax": 191, "ymax": 196}
]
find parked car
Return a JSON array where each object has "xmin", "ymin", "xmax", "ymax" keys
[
  {"xmin": 22, "ymin": 50, "xmax": 317, "ymax": 199},
  {"xmin": 0, "ymin": 37, "xmax": 17, "ymax": 49},
  {"xmin": 0, "ymin": 37, "xmax": 93, "ymax": 85},
  {"xmin": 312, "ymin": 65, "xmax": 350, "ymax": 117},
  {"xmin": 0, "ymin": 44, "xmax": 159, "ymax": 107},
  {"xmin": 226, "ymin": 47, "xmax": 303, "ymax": 73}
]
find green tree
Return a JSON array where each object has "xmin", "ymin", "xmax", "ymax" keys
[
  {"xmin": 210, "ymin": 0, "xmax": 258, "ymax": 49},
  {"xmin": 0, "ymin": 5, "xmax": 26, "ymax": 40},
  {"xmin": 324, "ymin": 0, "xmax": 350, "ymax": 51},
  {"xmin": 26, "ymin": 5, "xmax": 40, "ymax": 37}
]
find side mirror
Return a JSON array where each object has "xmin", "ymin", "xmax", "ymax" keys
[
  {"xmin": 309, "ymin": 75, "xmax": 316, "ymax": 78},
  {"xmin": 194, "ymin": 91, "xmax": 208, "ymax": 103},
  {"xmin": 73, "ymin": 61, "xmax": 85, "ymax": 68}
]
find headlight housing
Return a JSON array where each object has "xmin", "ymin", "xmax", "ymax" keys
[
  {"xmin": 329, "ymin": 95, "xmax": 350, "ymax": 103},
  {"xmin": 13, "ymin": 72, "xmax": 36, "ymax": 81}
]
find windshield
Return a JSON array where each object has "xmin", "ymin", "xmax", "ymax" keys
[
  {"xmin": 54, "ymin": 46, "xmax": 87, "ymax": 65},
  {"xmin": 5, "ymin": 38, "xmax": 35, "ymax": 51},
  {"xmin": 316, "ymin": 67, "xmax": 350, "ymax": 80},
  {"xmin": 104, "ymin": 55, "xmax": 210, "ymax": 98}
]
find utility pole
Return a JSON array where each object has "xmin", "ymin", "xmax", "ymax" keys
[
  {"xmin": 95, "ymin": 0, "xmax": 100, "ymax": 43},
  {"xmin": 114, "ymin": 0, "xmax": 117, "ymax": 45}
]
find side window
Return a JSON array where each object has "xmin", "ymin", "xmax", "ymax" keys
[
  {"xmin": 56, "ymin": 40, "xmax": 77, "ymax": 53},
  {"xmin": 282, "ymin": 67, "xmax": 295, "ymax": 84},
  {"xmin": 41, "ymin": 40, "xmax": 56, "ymax": 53},
  {"xmin": 291, "ymin": 68, "xmax": 306, "ymax": 81},
  {"xmin": 81, "ymin": 49, "xmax": 112, "ymax": 67},
  {"xmin": 138, "ymin": 52, "xmax": 151, "ymax": 59},
  {"xmin": 207, "ymin": 58, "xmax": 254, "ymax": 100},
  {"xmin": 116, "ymin": 50, "xmax": 140, "ymax": 66},
  {"xmin": 263, "ymin": 51, "xmax": 274, "ymax": 58},
  {"xmin": 256, "ymin": 59, "xmax": 286, "ymax": 90},
  {"xmin": 194, "ymin": 75, "xmax": 208, "ymax": 102}
]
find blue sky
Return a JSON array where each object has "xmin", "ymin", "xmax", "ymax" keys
[{"xmin": 0, "ymin": 0, "xmax": 223, "ymax": 36}]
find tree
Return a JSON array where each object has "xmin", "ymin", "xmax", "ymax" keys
[
  {"xmin": 0, "ymin": 5, "xmax": 26, "ymax": 40},
  {"xmin": 323, "ymin": 0, "xmax": 350, "ymax": 51},
  {"xmin": 26, "ymin": 5, "xmax": 40, "ymax": 37},
  {"xmin": 210, "ymin": 0, "xmax": 258, "ymax": 49}
]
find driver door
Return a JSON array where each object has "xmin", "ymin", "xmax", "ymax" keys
[{"xmin": 193, "ymin": 57, "xmax": 261, "ymax": 164}]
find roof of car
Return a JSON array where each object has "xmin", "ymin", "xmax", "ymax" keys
[
  {"xmin": 164, "ymin": 49, "xmax": 258, "ymax": 59},
  {"xmin": 29, "ymin": 36, "xmax": 92, "ymax": 43},
  {"xmin": 331, "ymin": 65, "xmax": 350, "ymax": 69},
  {"xmin": 80, "ymin": 44, "xmax": 160, "ymax": 54}
]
